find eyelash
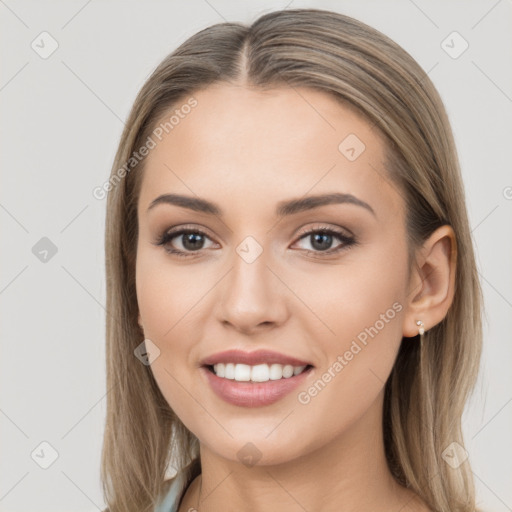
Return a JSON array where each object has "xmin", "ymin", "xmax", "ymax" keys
[{"xmin": 153, "ymin": 224, "xmax": 357, "ymax": 259}]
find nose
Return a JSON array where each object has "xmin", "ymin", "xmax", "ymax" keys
[{"xmin": 216, "ymin": 246, "xmax": 289, "ymax": 335}]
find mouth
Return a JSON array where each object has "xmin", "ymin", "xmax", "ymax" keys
[{"xmin": 200, "ymin": 362, "xmax": 314, "ymax": 408}]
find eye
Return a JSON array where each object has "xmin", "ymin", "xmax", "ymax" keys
[
  {"xmin": 153, "ymin": 225, "xmax": 217, "ymax": 258},
  {"xmin": 292, "ymin": 226, "xmax": 356, "ymax": 256},
  {"xmin": 153, "ymin": 224, "xmax": 357, "ymax": 258}
]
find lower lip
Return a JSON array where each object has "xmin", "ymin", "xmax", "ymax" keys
[{"xmin": 201, "ymin": 366, "xmax": 313, "ymax": 407}]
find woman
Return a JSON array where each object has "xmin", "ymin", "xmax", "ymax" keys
[{"xmin": 101, "ymin": 8, "xmax": 483, "ymax": 512}]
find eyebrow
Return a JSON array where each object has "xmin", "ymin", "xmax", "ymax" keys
[{"xmin": 147, "ymin": 192, "xmax": 376, "ymax": 218}]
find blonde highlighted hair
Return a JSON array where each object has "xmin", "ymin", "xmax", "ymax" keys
[{"xmin": 101, "ymin": 8, "xmax": 483, "ymax": 512}]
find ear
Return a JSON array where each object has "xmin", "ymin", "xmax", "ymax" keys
[
  {"xmin": 138, "ymin": 313, "xmax": 144, "ymax": 331},
  {"xmin": 402, "ymin": 225, "xmax": 457, "ymax": 338}
]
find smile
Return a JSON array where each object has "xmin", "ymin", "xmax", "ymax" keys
[
  {"xmin": 208, "ymin": 362, "xmax": 309, "ymax": 382},
  {"xmin": 201, "ymin": 364, "xmax": 314, "ymax": 408}
]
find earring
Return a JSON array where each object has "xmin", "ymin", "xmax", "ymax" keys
[{"xmin": 416, "ymin": 320, "xmax": 426, "ymax": 385}]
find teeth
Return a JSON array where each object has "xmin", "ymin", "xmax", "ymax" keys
[
  {"xmin": 212, "ymin": 363, "xmax": 307, "ymax": 382},
  {"xmin": 235, "ymin": 364, "xmax": 251, "ymax": 381},
  {"xmin": 225, "ymin": 363, "xmax": 235, "ymax": 379}
]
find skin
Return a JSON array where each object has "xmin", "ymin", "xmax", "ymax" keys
[{"xmin": 135, "ymin": 83, "xmax": 456, "ymax": 511}]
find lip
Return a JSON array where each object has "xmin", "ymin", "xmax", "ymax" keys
[
  {"xmin": 200, "ymin": 349, "xmax": 312, "ymax": 367},
  {"xmin": 200, "ymin": 365, "xmax": 313, "ymax": 407}
]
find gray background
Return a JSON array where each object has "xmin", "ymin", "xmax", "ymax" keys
[{"xmin": 1, "ymin": 0, "xmax": 511, "ymax": 510}]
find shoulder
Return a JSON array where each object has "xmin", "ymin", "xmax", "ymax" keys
[
  {"xmin": 162, "ymin": 474, "xmax": 178, "ymax": 491},
  {"xmin": 156, "ymin": 459, "xmax": 201, "ymax": 512},
  {"xmin": 155, "ymin": 473, "xmax": 187, "ymax": 512}
]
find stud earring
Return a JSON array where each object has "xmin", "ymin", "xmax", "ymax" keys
[{"xmin": 416, "ymin": 320, "xmax": 425, "ymax": 336}]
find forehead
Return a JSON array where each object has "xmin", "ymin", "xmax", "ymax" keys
[{"xmin": 138, "ymin": 83, "xmax": 402, "ymax": 221}]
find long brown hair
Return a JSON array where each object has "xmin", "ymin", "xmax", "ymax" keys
[{"xmin": 101, "ymin": 8, "xmax": 483, "ymax": 511}]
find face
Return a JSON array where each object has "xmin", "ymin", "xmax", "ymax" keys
[{"xmin": 135, "ymin": 83, "xmax": 411, "ymax": 465}]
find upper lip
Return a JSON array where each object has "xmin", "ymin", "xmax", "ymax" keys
[{"xmin": 200, "ymin": 349, "xmax": 312, "ymax": 367}]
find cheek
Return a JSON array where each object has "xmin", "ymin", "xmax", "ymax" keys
[
  {"xmin": 291, "ymin": 241, "xmax": 408, "ymax": 407},
  {"xmin": 288, "ymin": 242, "xmax": 407, "ymax": 348},
  {"xmin": 135, "ymin": 246, "xmax": 204, "ymax": 339},
  {"xmin": 135, "ymin": 247, "xmax": 214, "ymax": 428}
]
